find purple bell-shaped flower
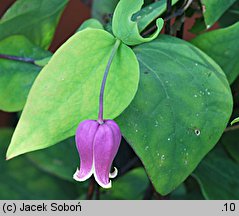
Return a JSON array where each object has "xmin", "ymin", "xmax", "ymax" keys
[
  {"xmin": 73, "ymin": 39, "xmax": 122, "ymax": 188},
  {"xmin": 73, "ymin": 119, "xmax": 121, "ymax": 188}
]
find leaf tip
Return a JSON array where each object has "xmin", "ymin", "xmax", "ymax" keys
[
  {"xmin": 6, "ymin": 151, "xmax": 15, "ymax": 161},
  {"xmin": 6, "ymin": 145, "xmax": 21, "ymax": 160}
]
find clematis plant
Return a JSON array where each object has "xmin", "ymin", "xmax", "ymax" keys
[
  {"xmin": 73, "ymin": 40, "xmax": 122, "ymax": 188},
  {"xmin": 2, "ymin": 0, "xmax": 236, "ymax": 199}
]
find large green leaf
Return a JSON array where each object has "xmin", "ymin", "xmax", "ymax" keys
[
  {"xmin": 0, "ymin": 0, "xmax": 68, "ymax": 49},
  {"xmin": 112, "ymin": 0, "xmax": 164, "ymax": 46},
  {"xmin": 191, "ymin": 22, "xmax": 239, "ymax": 84},
  {"xmin": 101, "ymin": 168, "xmax": 149, "ymax": 199},
  {"xmin": 27, "ymin": 137, "xmax": 78, "ymax": 181},
  {"xmin": 0, "ymin": 128, "xmax": 78, "ymax": 199},
  {"xmin": 193, "ymin": 145, "xmax": 239, "ymax": 199},
  {"xmin": 7, "ymin": 29, "xmax": 139, "ymax": 159},
  {"xmin": 201, "ymin": 0, "xmax": 237, "ymax": 28},
  {"xmin": 0, "ymin": 35, "xmax": 51, "ymax": 112},
  {"xmin": 116, "ymin": 35, "xmax": 233, "ymax": 195}
]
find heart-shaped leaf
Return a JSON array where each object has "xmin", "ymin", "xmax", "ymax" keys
[
  {"xmin": 191, "ymin": 22, "xmax": 239, "ymax": 84},
  {"xmin": 116, "ymin": 35, "xmax": 233, "ymax": 195},
  {"xmin": 112, "ymin": 0, "xmax": 164, "ymax": 46},
  {"xmin": 0, "ymin": 35, "xmax": 51, "ymax": 112},
  {"xmin": 7, "ymin": 29, "xmax": 139, "ymax": 159},
  {"xmin": 0, "ymin": 0, "xmax": 68, "ymax": 49}
]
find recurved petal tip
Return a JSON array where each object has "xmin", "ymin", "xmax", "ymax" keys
[
  {"xmin": 94, "ymin": 175, "xmax": 112, "ymax": 189},
  {"xmin": 73, "ymin": 167, "xmax": 93, "ymax": 182},
  {"xmin": 73, "ymin": 168, "xmax": 82, "ymax": 181},
  {"xmin": 109, "ymin": 167, "xmax": 118, "ymax": 178}
]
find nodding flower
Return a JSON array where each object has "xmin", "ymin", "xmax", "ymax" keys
[
  {"xmin": 73, "ymin": 119, "xmax": 121, "ymax": 188},
  {"xmin": 73, "ymin": 39, "xmax": 122, "ymax": 188}
]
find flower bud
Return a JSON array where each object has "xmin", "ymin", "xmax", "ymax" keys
[{"xmin": 73, "ymin": 119, "xmax": 121, "ymax": 188}]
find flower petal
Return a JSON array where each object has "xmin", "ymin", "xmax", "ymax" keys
[
  {"xmin": 105, "ymin": 120, "xmax": 121, "ymax": 146},
  {"xmin": 73, "ymin": 120, "xmax": 99, "ymax": 182},
  {"xmin": 93, "ymin": 122, "xmax": 121, "ymax": 188},
  {"xmin": 105, "ymin": 120, "xmax": 121, "ymax": 179}
]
